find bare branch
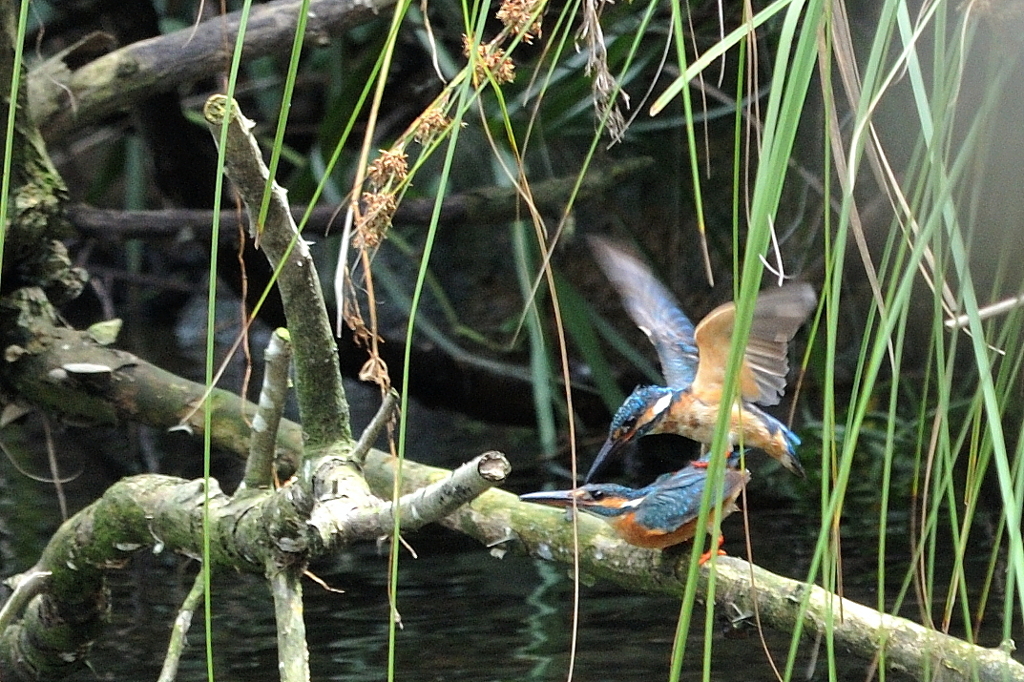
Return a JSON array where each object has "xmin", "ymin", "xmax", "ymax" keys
[
  {"xmin": 243, "ymin": 328, "xmax": 294, "ymax": 491},
  {"xmin": 204, "ymin": 96, "xmax": 349, "ymax": 452},
  {"xmin": 350, "ymin": 389, "xmax": 399, "ymax": 465},
  {"xmin": 157, "ymin": 572, "xmax": 204, "ymax": 682},
  {"xmin": 66, "ymin": 158, "xmax": 655, "ymax": 239},
  {"xmin": 270, "ymin": 570, "xmax": 309, "ymax": 682},
  {"xmin": 328, "ymin": 451, "xmax": 511, "ymax": 541},
  {"xmin": 29, "ymin": 0, "xmax": 396, "ymax": 141}
]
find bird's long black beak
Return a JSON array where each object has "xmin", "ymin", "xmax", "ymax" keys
[
  {"xmin": 519, "ymin": 489, "xmax": 578, "ymax": 508},
  {"xmin": 584, "ymin": 436, "xmax": 625, "ymax": 483}
]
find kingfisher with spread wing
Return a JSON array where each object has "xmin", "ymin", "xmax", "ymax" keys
[{"xmin": 586, "ymin": 237, "xmax": 816, "ymax": 482}]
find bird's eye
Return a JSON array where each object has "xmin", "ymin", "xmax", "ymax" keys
[{"xmin": 588, "ymin": 490, "xmax": 605, "ymax": 501}]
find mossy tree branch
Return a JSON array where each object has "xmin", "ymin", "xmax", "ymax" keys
[
  {"xmin": 362, "ymin": 453, "xmax": 1024, "ymax": 682},
  {"xmin": 0, "ymin": 0, "xmax": 83, "ymax": 303},
  {"xmin": 0, "ymin": 259, "xmax": 509, "ymax": 681},
  {"xmin": 0, "ymin": 287, "xmax": 305, "ymax": 474},
  {"xmin": 203, "ymin": 94, "xmax": 350, "ymax": 454},
  {"xmin": 0, "ymin": 443, "xmax": 508, "ymax": 680},
  {"xmin": 0, "ymin": 290, "xmax": 514, "ymax": 675}
]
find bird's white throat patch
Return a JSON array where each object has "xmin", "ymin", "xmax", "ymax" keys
[{"xmin": 651, "ymin": 393, "xmax": 672, "ymax": 416}]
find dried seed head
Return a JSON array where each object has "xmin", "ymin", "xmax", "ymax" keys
[
  {"xmin": 367, "ymin": 149, "xmax": 408, "ymax": 191},
  {"xmin": 463, "ymin": 35, "xmax": 516, "ymax": 85},
  {"xmin": 348, "ymin": 317, "xmax": 373, "ymax": 346},
  {"xmin": 359, "ymin": 355, "xmax": 390, "ymax": 389},
  {"xmin": 497, "ymin": 0, "xmax": 543, "ymax": 43},
  {"xmin": 414, "ymin": 108, "xmax": 451, "ymax": 145},
  {"xmin": 355, "ymin": 192, "xmax": 397, "ymax": 249}
]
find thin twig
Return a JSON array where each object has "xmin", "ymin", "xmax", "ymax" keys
[
  {"xmin": 350, "ymin": 388, "xmax": 399, "ymax": 465},
  {"xmin": 157, "ymin": 570, "xmax": 205, "ymax": 682},
  {"xmin": 242, "ymin": 328, "xmax": 293, "ymax": 491},
  {"xmin": 0, "ymin": 569, "xmax": 51, "ymax": 634},
  {"xmin": 41, "ymin": 414, "xmax": 68, "ymax": 520},
  {"xmin": 944, "ymin": 292, "xmax": 1024, "ymax": 330},
  {"xmin": 270, "ymin": 569, "xmax": 309, "ymax": 682}
]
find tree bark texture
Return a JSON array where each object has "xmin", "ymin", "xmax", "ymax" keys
[
  {"xmin": 28, "ymin": 0, "xmax": 397, "ymax": 141},
  {"xmin": 203, "ymin": 95, "xmax": 350, "ymax": 452}
]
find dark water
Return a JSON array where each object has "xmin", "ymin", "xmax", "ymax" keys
[{"xmin": 14, "ymin": 523, "xmax": 900, "ymax": 682}]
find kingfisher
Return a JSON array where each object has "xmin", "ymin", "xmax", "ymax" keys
[
  {"xmin": 586, "ymin": 237, "xmax": 816, "ymax": 482},
  {"xmin": 520, "ymin": 463, "xmax": 750, "ymax": 554}
]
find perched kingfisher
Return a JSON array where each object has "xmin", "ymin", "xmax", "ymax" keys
[
  {"xmin": 520, "ymin": 464, "xmax": 750, "ymax": 552},
  {"xmin": 586, "ymin": 237, "xmax": 816, "ymax": 482}
]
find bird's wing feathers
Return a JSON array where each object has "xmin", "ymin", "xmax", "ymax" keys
[
  {"xmin": 635, "ymin": 468, "xmax": 750, "ymax": 532},
  {"xmin": 743, "ymin": 283, "xmax": 817, "ymax": 404},
  {"xmin": 633, "ymin": 467, "xmax": 706, "ymax": 531},
  {"xmin": 692, "ymin": 283, "xmax": 816, "ymax": 405},
  {"xmin": 589, "ymin": 236, "xmax": 699, "ymax": 388}
]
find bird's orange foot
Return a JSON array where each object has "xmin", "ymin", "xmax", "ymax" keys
[{"xmin": 698, "ymin": 535, "xmax": 726, "ymax": 565}]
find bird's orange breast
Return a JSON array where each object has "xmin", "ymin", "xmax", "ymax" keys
[
  {"xmin": 610, "ymin": 514, "xmax": 699, "ymax": 549},
  {"xmin": 658, "ymin": 392, "xmax": 719, "ymax": 443},
  {"xmin": 661, "ymin": 392, "xmax": 792, "ymax": 458}
]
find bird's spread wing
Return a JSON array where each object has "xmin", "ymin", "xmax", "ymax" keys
[
  {"xmin": 744, "ymin": 283, "xmax": 817, "ymax": 404},
  {"xmin": 691, "ymin": 283, "xmax": 816, "ymax": 405},
  {"xmin": 589, "ymin": 236, "xmax": 699, "ymax": 388}
]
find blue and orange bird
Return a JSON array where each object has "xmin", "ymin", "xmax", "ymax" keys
[
  {"xmin": 520, "ymin": 464, "xmax": 750, "ymax": 552},
  {"xmin": 585, "ymin": 237, "xmax": 816, "ymax": 482}
]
